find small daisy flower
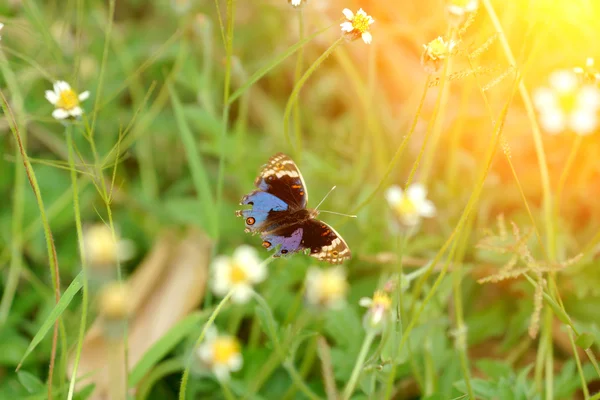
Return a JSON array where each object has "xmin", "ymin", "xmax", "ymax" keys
[
  {"xmin": 45, "ymin": 80, "xmax": 90, "ymax": 120},
  {"xmin": 359, "ymin": 290, "xmax": 392, "ymax": 332},
  {"xmin": 98, "ymin": 282, "xmax": 131, "ymax": 338},
  {"xmin": 421, "ymin": 36, "xmax": 457, "ymax": 74},
  {"xmin": 304, "ymin": 266, "xmax": 348, "ymax": 310},
  {"xmin": 447, "ymin": 0, "xmax": 478, "ymax": 26},
  {"xmin": 288, "ymin": 0, "xmax": 306, "ymax": 7},
  {"xmin": 211, "ymin": 245, "xmax": 266, "ymax": 304},
  {"xmin": 574, "ymin": 57, "xmax": 600, "ymax": 85},
  {"xmin": 83, "ymin": 224, "xmax": 135, "ymax": 270},
  {"xmin": 533, "ymin": 69, "xmax": 600, "ymax": 135},
  {"xmin": 197, "ymin": 327, "xmax": 243, "ymax": 382},
  {"xmin": 340, "ymin": 8, "xmax": 375, "ymax": 44},
  {"xmin": 385, "ymin": 183, "xmax": 437, "ymax": 229}
]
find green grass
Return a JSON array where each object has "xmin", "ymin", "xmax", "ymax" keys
[{"xmin": 2, "ymin": 0, "xmax": 600, "ymax": 399}]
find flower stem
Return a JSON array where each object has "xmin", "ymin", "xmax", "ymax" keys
[
  {"xmin": 342, "ymin": 331, "xmax": 376, "ymax": 400},
  {"xmin": 179, "ymin": 289, "xmax": 235, "ymax": 400}
]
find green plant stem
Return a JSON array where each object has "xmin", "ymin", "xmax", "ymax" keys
[
  {"xmin": 343, "ymin": 331, "xmax": 376, "ymax": 400},
  {"xmin": 284, "ymin": 37, "xmax": 344, "ymax": 156},
  {"xmin": 352, "ymin": 75, "xmax": 432, "ymax": 215},
  {"xmin": 543, "ymin": 307, "xmax": 553, "ymax": 399},
  {"xmin": 0, "ymin": 91, "xmax": 62, "ymax": 400},
  {"xmin": 293, "ymin": 9, "xmax": 305, "ymax": 156},
  {"xmin": 179, "ymin": 289, "xmax": 235, "ymax": 400},
  {"xmin": 556, "ymin": 135, "xmax": 583, "ymax": 210},
  {"xmin": 481, "ymin": 0, "xmax": 554, "ymax": 259},
  {"xmin": 66, "ymin": 127, "xmax": 89, "ymax": 400},
  {"xmin": 567, "ymin": 327, "xmax": 589, "ymax": 399}
]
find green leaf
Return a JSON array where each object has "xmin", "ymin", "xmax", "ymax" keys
[
  {"xmin": 17, "ymin": 272, "xmax": 83, "ymax": 369},
  {"xmin": 17, "ymin": 370, "xmax": 44, "ymax": 394},
  {"xmin": 576, "ymin": 332, "xmax": 595, "ymax": 349},
  {"xmin": 476, "ymin": 359, "xmax": 513, "ymax": 381},
  {"xmin": 129, "ymin": 312, "xmax": 205, "ymax": 387}
]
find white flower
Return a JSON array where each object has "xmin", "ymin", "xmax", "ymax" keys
[
  {"xmin": 197, "ymin": 327, "xmax": 243, "ymax": 382},
  {"xmin": 359, "ymin": 291, "xmax": 392, "ymax": 332},
  {"xmin": 385, "ymin": 184, "xmax": 436, "ymax": 228},
  {"xmin": 533, "ymin": 69, "xmax": 600, "ymax": 136},
  {"xmin": 83, "ymin": 224, "xmax": 135, "ymax": 269},
  {"xmin": 447, "ymin": 0, "xmax": 478, "ymax": 17},
  {"xmin": 289, "ymin": 0, "xmax": 304, "ymax": 7},
  {"xmin": 421, "ymin": 36, "xmax": 456, "ymax": 73},
  {"xmin": 304, "ymin": 266, "xmax": 348, "ymax": 309},
  {"xmin": 45, "ymin": 80, "xmax": 90, "ymax": 120},
  {"xmin": 211, "ymin": 245, "xmax": 266, "ymax": 304},
  {"xmin": 0, "ymin": 23, "xmax": 4, "ymax": 40},
  {"xmin": 340, "ymin": 8, "xmax": 375, "ymax": 44}
]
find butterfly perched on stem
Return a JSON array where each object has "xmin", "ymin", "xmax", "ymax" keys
[{"xmin": 236, "ymin": 153, "xmax": 351, "ymax": 264}]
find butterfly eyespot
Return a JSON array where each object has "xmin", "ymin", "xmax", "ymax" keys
[
  {"xmin": 248, "ymin": 201, "xmax": 254, "ymax": 206},
  {"xmin": 332, "ymin": 250, "xmax": 339, "ymax": 257},
  {"xmin": 281, "ymin": 249, "xmax": 288, "ymax": 254},
  {"xmin": 262, "ymin": 241, "xmax": 271, "ymax": 248},
  {"xmin": 275, "ymin": 162, "xmax": 283, "ymax": 170},
  {"xmin": 246, "ymin": 217, "xmax": 256, "ymax": 225}
]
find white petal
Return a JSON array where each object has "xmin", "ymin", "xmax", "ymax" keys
[
  {"xmin": 213, "ymin": 365, "xmax": 230, "ymax": 382},
  {"xmin": 368, "ymin": 16, "xmax": 375, "ymax": 24},
  {"xmin": 197, "ymin": 343, "xmax": 213, "ymax": 363},
  {"xmin": 249, "ymin": 262, "xmax": 267, "ymax": 284},
  {"xmin": 69, "ymin": 106, "xmax": 83, "ymax": 117},
  {"xmin": 384, "ymin": 185, "xmax": 404, "ymax": 206},
  {"xmin": 78, "ymin": 91, "xmax": 90, "ymax": 101},
  {"xmin": 56, "ymin": 81, "xmax": 71, "ymax": 92},
  {"xmin": 45, "ymin": 90, "xmax": 58, "ymax": 104},
  {"xmin": 576, "ymin": 86, "xmax": 600, "ymax": 111},
  {"xmin": 228, "ymin": 354, "xmax": 243, "ymax": 371},
  {"xmin": 549, "ymin": 70, "xmax": 578, "ymax": 94},
  {"xmin": 447, "ymin": 5, "xmax": 466, "ymax": 15},
  {"xmin": 211, "ymin": 276, "xmax": 231, "ymax": 296},
  {"xmin": 532, "ymin": 87, "xmax": 559, "ymax": 111},
  {"xmin": 52, "ymin": 108, "xmax": 70, "ymax": 120},
  {"xmin": 418, "ymin": 200, "xmax": 437, "ymax": 218},
  {"xmin": 203, "ymin": 325, "xmax": 218, "ymax": 342},
  {"xmin": 570, "ymin": 111, "xmax": 597, "ymax": 135},
  {"xmin": 231, "ymin": 285, "xmax": 253, "ymax": 304},
  {"xmin": 233, "ymin": 245, "xmax": 259, "ymax": 267},
  {"xmin": 362, "ymin": 32, "xmax": 373, "ymax": 44},
  {"xmin": 356, "ymin": 8, "xmax": 367, "ymax": 17},
  {"xmin": 342, "ymin": 8, "xmax": 354, "ymax": 20},
  {"xmin": 359, "ymin": 297, "xmax": 373, "ymax": 307},
  {"xmin": 406, "ymin": 183, "xmax": 427, "ymax": 202},
  {"xmin": 340, "ymin": 22, "xmax": 354, "ymax": 32},
  {"xmin": 539, "ymin": 111, "xmax": 566, "ymax": 135},
  {"xmin": 0, "ymin": 23, "xmax": 4, "ymax": 30}
]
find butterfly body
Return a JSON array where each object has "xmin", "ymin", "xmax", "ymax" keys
[{"xmin": 236, "ymin": 153, "xmax": 351, "ymax": 264}]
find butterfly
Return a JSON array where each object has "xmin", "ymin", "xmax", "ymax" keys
[{"xmin": 236, "ymin": 153, "xmax": 351, "ymax": 264}]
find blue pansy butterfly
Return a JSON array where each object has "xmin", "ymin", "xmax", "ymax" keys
[{"xmin": 236, "ymin": 153, "xmax": 351, "ymax": 264}]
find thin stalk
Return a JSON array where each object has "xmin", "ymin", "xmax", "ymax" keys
[
  {"xmin": 283, "ymin": 37, "xmax": 344, "ymax": 156},
  {"xmin": 481, "ymin": 0, "xmax": 554, "ymax": 258},
  {"xmin": 342, "ymin": 331, "xmax": 376, "ymax": 400},
  {"xmin": 66, "ymin": 127, "xmax": 90, "ymax": 400},
  {"xmin": 179, "ymin": 289, "xmax": 235, "ymax": 400},
  {"xmin": 0, "ymin": 91, "xmax": 62, "ymax": 400},
  {"xmin": 352, "ymin": 75, "xmax": 432, "ymax": 215},
  {"xmin": 556, "ymin": 135, "xmax": 583, "ymax": 210},
  {"xmin": 567, "ymin": 327, "xmax": 589, "ymax": 399},
  {"xmin": 293, "ymin": 9, "xmax": 305, "ymax": 156},
  {"xmin": 543, "ymin": 307, "xmax": 553, "ymax": 399}
]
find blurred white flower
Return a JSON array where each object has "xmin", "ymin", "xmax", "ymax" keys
[
  {"xmin": 83, "ymin": 224, "xmax": 135, "ymax": 269},
  {"xmin": 45, "ymin": 81, "xmax": 89, "ymax": 120},
  {"xmin": 0, "ymin": 23, "xmax": 4, "ymax": 40},
  {"xmin": 533, "ymin": 69, "xmax": 600, "ymax": 136},
  {"xmin": 197, "ymin": 327, "xmax": 243, "ymax": 382},
  {"xmin": 211, "ymin": 245, "xmax": 266, "ymax": 304},
  {"xmin": 385, "ymin": 184, "xmax": 436, "ymax": 228},
  {"xmin": 359, "ymin": 290, "xmax": 392, "ymax": 332},
  {"xmin": 421, "ymin": 36, "xmax": 456, "ymax": 74},
  {"xmin": 304, "ymin": 266, "xmax": 348, "ymax": 309},
  {"xmin": 574, "ymin": 57, "xmax": 600, "ymax": 85},
  {"xmin": 340, "ymin": 8, "xmax": 374, "ymax": 44},
  {"xmin": 447, "ymin": 0, "xmax": 478, "ymax": 18},
  {"xmin": 288, "ymin": 0, "xmax": 305, "ymax": 7}
]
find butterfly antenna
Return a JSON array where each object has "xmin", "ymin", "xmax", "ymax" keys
[
  {"xmin": 319, "ymin": 210, "xmax": 357, "ymax": 218},
  {"xmin": 314, "ymin": 186, "xmax": 337, "ymax": 211}
]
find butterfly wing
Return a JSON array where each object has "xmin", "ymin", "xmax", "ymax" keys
[
  {"xmin": 254, "ymin": 153, "xmax": 308, "ymax": 210},
  {"xmin": 262, "ymin": 219, "xmax": 351, "ymax": 264},
  {"xmin": 236, "ymin": 153, "xmax": 308, "ymax": 233}
]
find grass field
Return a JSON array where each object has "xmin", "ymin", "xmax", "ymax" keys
[{"xmin": 2, "ymin": 0, "xmax": 600, "ymax": 399}]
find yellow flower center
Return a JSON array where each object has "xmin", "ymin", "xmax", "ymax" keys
[
  {"xmin": 558, "ymin": 92, "xmax": 578, "ymax": 113},
  {"xmin": 351, "ymin": 13, "xmax": 371, "ymax": 34},
  {"xmin": 394, "ymin": 197, "xmax": 418, "ymax": 217},
  {"xmin": 372, "ymin": 291, "xmax": 392, "ymax": 311},
  {"xmin": 229, "ymin": 263, "xmax": 248, "ymax": 284},
  {"xmin": 56, "ymin": 89, "xmax": 80, "ymax": 111},
  {"xmin": 318, "ymin": 276, "xmax": 346, "ymax": 302},
  {"xmin": 427, "ymin": 38, "xmax": 450, "ymax": 59},
  {"xmin": 212, "ymin": 337, "xmax": 240, "ymax": 364}
]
